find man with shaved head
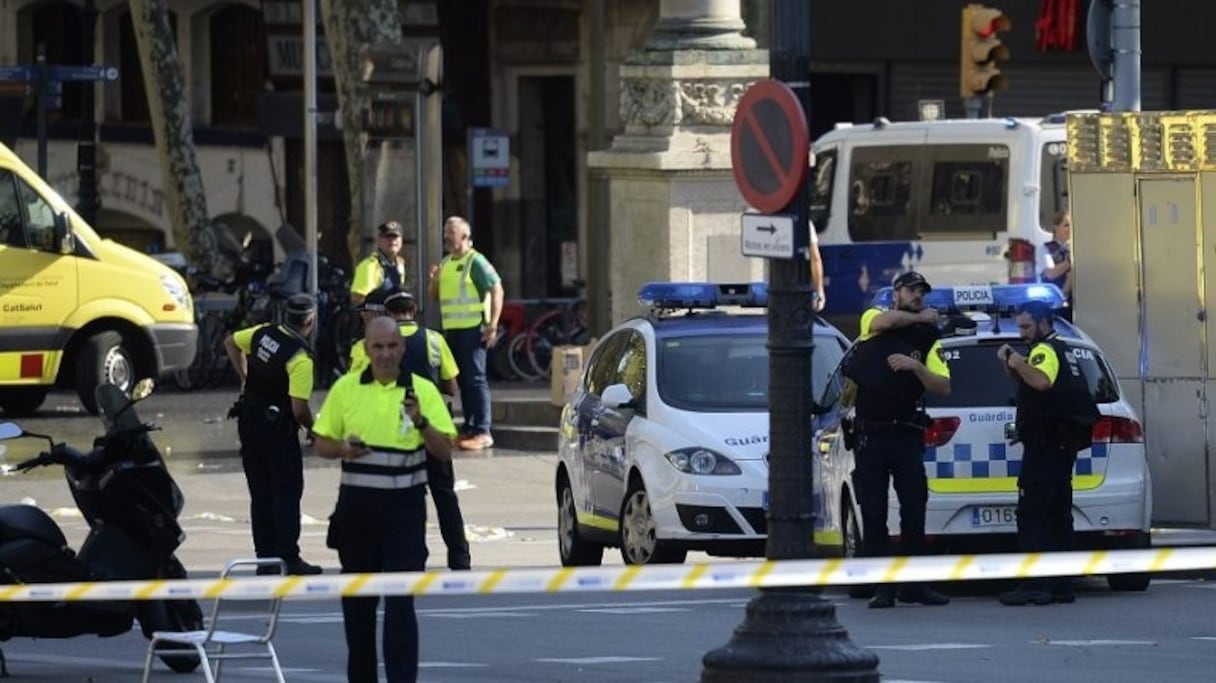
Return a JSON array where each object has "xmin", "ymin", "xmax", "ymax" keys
[{"xmin": 312, "ymin": 315, "xmax": 457, "ymax": 681}]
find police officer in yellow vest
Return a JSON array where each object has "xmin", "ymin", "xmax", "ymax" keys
[
  {"xmin": 996, "ymin": 300, "xmax": 1100, "ymax": 606},
  {"xmin": 222, "ymin": 293, "xmax": 323, "ymax": 576},
  {"xmin": 314, "ymin": 316, "xmax": 457, "ymax": 682},
  {"xmin": 350, "ymin": 220, "xmax": 407, "ymax": 307},
  {"xmin": 427, "ymin": 215, "xmax": 503, "ymax": 451},
  {"xmin": 845, "ymin": 271, "xmax": 952, "ymax": 608}
]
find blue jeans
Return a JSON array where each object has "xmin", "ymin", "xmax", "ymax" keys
[{"xmin": 446, "ymin": 327, "xmax": 491, "ymax": 435}]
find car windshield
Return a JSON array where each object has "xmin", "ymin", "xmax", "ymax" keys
[
  {"xmin": 924, "ymin": 339, "xmax": 1122, "ymax": 408},
  {"xmin": 658, "ymin": 332, "xmax": 846, "ymax": 411}
]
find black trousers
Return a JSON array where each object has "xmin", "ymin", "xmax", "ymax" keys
[
  {"xmin": 237, "ymin": 410, "xmax": 303, "ymax": 562},
  {"xmin": 1016, "ymin": 435, "xmax": 1077, "ymax": 554},
  {"xmin": 327, "ymin": 485, "xmax": 428, "ymax": 683},
  {"xmin": 852, "ymin": 428, "xmax": 929, "ymax": 558},
  {"xmin": 426, "ymin": 454, "xmax": 470, "ymax": 569}
]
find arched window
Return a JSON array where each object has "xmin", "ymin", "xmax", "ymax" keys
[
  {"xmin": 209, "ymin": 4, "xmax": 266, "ymax": 127},
  {"xmin": 118, "ymin": 9, "xmax": 178, "ymax": 124},
  {"xmin": 28, "ymin": 1, "xmax": 85, "ymax": 120}
]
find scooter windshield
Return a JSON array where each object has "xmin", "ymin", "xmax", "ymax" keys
[{"xmin": 96, "ymin": 383, "xmax": 142, "ymax": 434}]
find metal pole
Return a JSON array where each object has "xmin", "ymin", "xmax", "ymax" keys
[
  {"xmin": 703, "ymin": 2, "xmax": 878, "ymax": 679},
  {"xmin": 77, "ymin": 0, "xmax": 99, "ymax": 226},
  {"xmin": 1111, "ymin": 0, "xmax": 1141, "ymax": 112},
  {"xmin": 36, "ymin": 44, "xmax": 47, "ymax": 179},
  {"xmin": 303, "ymin": 0, "xmax": 319, "ymax": 297},
  {"xmin": 587, "ymin": 0, "xmax": 610, "ymax": 334}
]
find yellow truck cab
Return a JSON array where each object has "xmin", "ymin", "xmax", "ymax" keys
[{"xmin": 0, "ymin": 142, "xmax": 196, "ymax": 415}]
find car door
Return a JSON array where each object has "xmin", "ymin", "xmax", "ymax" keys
[
  {"xmin": 0, "ymin": 169, "xmax": 78, "ymax": 383},
  {"xmin": 570, "ymin": 332, "xmax": 627, "ymax": 524},
  {"xmin": 588, "ymin": 330, "xmax": 647, "ymax": 517},
  {"xmin": 814, "ymin": 347, "xmax": 858, "ymax": 539}
]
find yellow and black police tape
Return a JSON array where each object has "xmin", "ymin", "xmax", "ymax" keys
[{"xmin": 0, "ymin": 547, "xmax": 1209, "ymax": 603}]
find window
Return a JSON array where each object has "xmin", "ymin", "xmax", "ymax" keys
[
  {"xmin": 583, "ymin": 332, "xmax": 626, "ymax": 397},
  {"xmin": 809, "ymin": 148, "xmax": 836, "ymax": 232},
  {"xmin": 848, "ymin": 146, "xmax": 915, "ymax": 242},
  {"xmin": 847, "ymin": 144, "xmax": 1010, "ymax": 241},
  {"xmin": 1040, "ymin": 141, "xmax": 1068, "ymax": 231},
  {"xmin": 923, "ymin": 339, "xmax": 1121, "ymax": 409},
  {"xmin": 0, "ymin": 170, "xmax": 24, "ymax": 247},
  {"xmin": 18, "ymin": 179, "xmax": 57, "ymax": 252},
  {"xmin": 611, "ymin": 332, "xmax": 647, "ymax": 411},
  {"xmin": 209, "ymin": 5, "xmax": 266, "ymax": 126},
  {"xmin": 659, "ymin": 332, "xmax": 849, "ymax": 412}
]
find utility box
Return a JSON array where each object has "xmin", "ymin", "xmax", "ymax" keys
[{"xmin": 1068, "ymin": 111, "xmax": 1216, "ymax": 527}]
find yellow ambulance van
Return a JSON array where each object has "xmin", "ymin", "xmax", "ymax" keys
[{"xmin": 0, "ymin": 142, "xmax": 196, "ymax": 415}]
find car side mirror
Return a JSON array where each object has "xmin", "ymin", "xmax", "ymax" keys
[
  {"xmin": 601, "ymin": 383, "xmax": 634, "ymax": 410},
  {"xmin": 0, "ymin": 422, "xmax": 24, "ymax": 440},
  {"xmin": 53, "ymin": 211, "xmax": 75, "ymax": 254}
]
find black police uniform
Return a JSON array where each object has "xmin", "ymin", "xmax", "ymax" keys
[
  {"xmin": 1004, "ymin": 331, "xmax": 1100, "ymax": 604},
  {"xmin": 401, "ymin": 323, "xmax": 471, "ymax": 570},
  {"xmin": 237, "ymin": 322, "xmax": 314, "ymax": 569},
  {"xmin": 847, "ymin": 316, "xmax": 941, "ymax": 562}
]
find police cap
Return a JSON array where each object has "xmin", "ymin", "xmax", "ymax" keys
[
  {"xmin": 285, "ymin": 293, "xmax": 316, "ymax": 316},
  {"xmin": 892, "ymin": 271, "xmax": 932, "ymax": 292},
  {"xmin": 383, "ymin": 289, "xmax": 416, "ymax": 314},
  {"xmin": 377, "ymin": 220, "xmax": 403, "ymax": 236},
  {"xmin": 359, "ymin": 288, "xmax": 389, "ymax": 313}
]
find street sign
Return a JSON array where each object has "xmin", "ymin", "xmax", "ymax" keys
[
  {"xmin": 730, "ymin": 79, "xmax": 809, "ymax": 215},
  {"xmin": 469, "ymin": 127, "xmax": 509, "ymax": 188},
  {"xmin": 48, "ymin": 65, "xmax": 119, "ymax": 82},
  {"xmin": 0, "ymin": 66, "xmax": 33, "ymax": 82},
  {"xmin": 741, "ymin": 212, "xmax": 796, "ymax": 259}
]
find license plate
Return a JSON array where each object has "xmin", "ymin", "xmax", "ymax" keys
[
  {"xmin": 762, "ymin": 491, "xmax": 769, "ymax": 511},
  {"xmin": 970, "ymin": 505, "xmax": 1016, "ymax": 527}
]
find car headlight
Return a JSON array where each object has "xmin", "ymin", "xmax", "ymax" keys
[
  {"xmin": 160, "ymin": 274, "xmax": 190, "ymax": 310},
  {"xmin": 663, "ymin": 447, "xmax": 742, "ymax": 475}
]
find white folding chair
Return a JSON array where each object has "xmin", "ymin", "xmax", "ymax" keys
[{"xmin": 140, "ymin": 558, "xmax": 288, "ymax": 682}]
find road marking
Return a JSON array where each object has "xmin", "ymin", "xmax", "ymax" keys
[
  {"xmin": 421, "ymin": 662, "xmax": 490, "ymax": 668},
  {"xmin": 536, "ymin": 656, "xmax": 663, "ymax": 665},
  {"xmin": 1191, "ymin": 636, "xmax": 1216, "ymax": 641},
  {"xmin": 869, "ymin": 643, "xmax": 991, "ymax": 651},
  {"xmin": 579, "ymin": 607, "xmax": 691, "ymax": 614},
  {"xmin": 1043, "ymin": 640, "xmax": 1157, "ymax": 647}
]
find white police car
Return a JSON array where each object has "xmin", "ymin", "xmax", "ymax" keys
[
  {"xmin": 814, "ymin": 284, "xmax": 1153, "ymax": 591},
  {"xmin": 556, "ymin": 282, "xmax": 850, "ymax": 566}
]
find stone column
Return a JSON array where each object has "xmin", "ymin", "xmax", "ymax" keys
[{"xmin": 588, "ymin": 0, "xmax": 769, "ymax": 323}]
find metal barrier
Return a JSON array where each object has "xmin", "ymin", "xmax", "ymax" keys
[{"xmin": 0, "ymin": 547, "xmax": 1207, "ymax": 603}]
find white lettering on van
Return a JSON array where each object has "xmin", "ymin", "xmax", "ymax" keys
[{"xmin": 987, "ymin": 146, "xmax": 1010, "ymax": 159}]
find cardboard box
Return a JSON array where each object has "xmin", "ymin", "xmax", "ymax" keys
[{"xmin": 550, "ymin": 344, "xmax": 589, "ymax": 406}]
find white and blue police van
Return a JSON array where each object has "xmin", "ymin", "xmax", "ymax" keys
[
  {"xmin": 555, "ymin": 282, "xmax": 851, "ymax": 566},
  {"xmin": 813, "ymin": 283, "xmax": 1153, "ymax": 591}
]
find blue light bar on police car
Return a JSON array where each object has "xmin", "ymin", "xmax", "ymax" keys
[
  {"xmin": 637, "ymin": 282, "xmax": 768, "ymax": 309},
  {"xmin": 870, "ymin": 283, "xmax": 1067, "ymax": 313}
]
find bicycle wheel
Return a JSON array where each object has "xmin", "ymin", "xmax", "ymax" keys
[
  {"xmin": 525, "ymin": 310, "xmax": 567, "ymax": 380},
  {"xmin": 507, "ymin": 333, "xmax": 540, "ymax": 381}
]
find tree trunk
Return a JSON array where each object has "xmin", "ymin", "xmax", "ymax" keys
[
  {"xmin": 127, "ymin": 0, "xmax": 229, "ymax": 279},
  {"xmin": 320, "ymin": 0, "xmax": 403, "ymax": 264}
]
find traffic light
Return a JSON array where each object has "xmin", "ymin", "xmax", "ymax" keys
[{"xmin": 960, "ymin": 4, "xmax": 1011, "ymax": 99}]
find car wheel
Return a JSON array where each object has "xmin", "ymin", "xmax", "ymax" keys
[
  {"xmin": 842, "ymin": 494, "xmax": 874, "ymax": 600},
  {"xmin": 619, "ymin": 478, "xmax": 686, "ymax": 565},
  {"xmin": 76, "ymin": 331, "xmax": 136, "ymax": 415},
  {"xmin": 0, "ymin": 387, "xmax": 49, "ymax": 416},
  {"xmin": 557, "ymin": 473, "xmax": 603, "ymax": 567}
]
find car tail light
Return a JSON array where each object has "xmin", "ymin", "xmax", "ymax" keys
[
  {"xmin": 1007, "ymin": 238, "xmax": 1036, "ymax": 283},
  {"xmin": 1091, "ymin": 416, "xmax": 1143, "ymax": 444},
  {"xmin": 924, "ymin": 416, "xmax": 961, "ymax": 448}
]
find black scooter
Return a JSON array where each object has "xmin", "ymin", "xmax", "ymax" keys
[{"xmin": 0, "ymin": 380, "xmax": 203, "ymax": 676}]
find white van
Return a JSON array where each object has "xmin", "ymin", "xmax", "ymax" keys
[{"xmin": 810, "ymin": 116, "xmax": 1068, "ymax": 337}]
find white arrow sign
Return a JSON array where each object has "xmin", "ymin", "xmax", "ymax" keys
[{"xmin": 740, "ymin": 213, "xmax": 796, "ymax": 259}]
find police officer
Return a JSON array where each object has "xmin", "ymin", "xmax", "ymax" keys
[
  {"xmin": 845, "ymin": 271, "xmax": 952, "ymax": 608},
  {"xmin": 350, "ymin": 220, "xmax": 407, "ymax": 307},
  {"xmin": 222, "ymin": 293, "xmax": 322, "ymax": 575},
  {"xmin": 997, "ymin": 300, "xmax": 1100, "ymax": 606},
  {"xmin": 427, "ymin": 216, "xmax": 503, "ymax": 451},
  {"xmin": 348, "ymin": 288, "xmax": 470, "ymax": 570},
  {"xmin": 313, "ymin": 316, "xmax": 457, "ymax": 682}
]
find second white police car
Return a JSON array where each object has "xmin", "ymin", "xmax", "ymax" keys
[
  {"xmin": 813, "ymin": 283, "xmax": 1153, "ymax": 591},
  {"xmin": 556, "ymin": 282, "xmax": 850, "ymax": 566}
]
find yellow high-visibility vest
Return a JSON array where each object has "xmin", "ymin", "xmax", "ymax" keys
[{"xmin": 438, "ymin": 250, "xmax": 485, "ymax": 331}]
